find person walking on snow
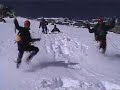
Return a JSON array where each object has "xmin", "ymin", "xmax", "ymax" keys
[
  {"xmin": 14, "ymin": 18, "xmax": 40, "ymax": 68},
  {"xmin": 39, "ymin": 18, "xmax": 48, "ymax": 34},
  {"xmin": 86, "ymin": 18, "xmax": 115, "ymax": 53}
]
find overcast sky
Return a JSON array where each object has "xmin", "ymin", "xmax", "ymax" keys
[
  {"xmin": 0, "ymin": 0, "xmax": 120, "ymax": 2},
  {"xmin": 0, "ymin": 0, "xmax": 120, "ymax": 19},
  {"xmin": 1, "ymin": 0, "xmax": 120, "ymax": 5}
]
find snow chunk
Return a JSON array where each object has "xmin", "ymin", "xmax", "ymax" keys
[
  {"xmin": 62, "ymin": 78, "xmax": 80, "ymax": 88},
  {"xmin": 102, "ymin": 81, "xmax": 120, "ymax": 90}
]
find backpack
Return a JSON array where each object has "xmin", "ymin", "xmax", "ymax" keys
[{"xmin": 16, "ymin": 32, "xmax": 21, "ymax": 42}]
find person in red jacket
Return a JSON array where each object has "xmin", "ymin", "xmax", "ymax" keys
[{"xmin": 14, "ymin": 18, "xmax": 40, "ymax": 68}]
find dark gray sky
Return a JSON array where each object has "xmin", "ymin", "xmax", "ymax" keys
[
  {"xmin": 0, "ymin": 0, "xmax": 120, "ymax": 2},
  {"xmin": 0, "ymin": 0, "xmax": 120, "ymax": 19},
  {"xmin": 0, "ymin": 0, "xmax": 118, "ymax": 1}
]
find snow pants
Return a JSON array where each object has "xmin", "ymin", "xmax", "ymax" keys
[{"xmin": 17, "ymin": 45, "xmax": 39, "ymax": 64}]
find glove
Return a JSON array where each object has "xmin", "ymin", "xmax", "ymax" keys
[{"xmin": 86, "ymin": 24, "xmax": 90, "ymax": 29}]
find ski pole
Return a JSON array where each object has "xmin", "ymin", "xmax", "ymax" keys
[{"xmin": 12, "ymin": 12, "xmax": 17, "ymax": 33}]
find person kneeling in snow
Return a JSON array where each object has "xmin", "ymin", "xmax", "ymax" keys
[
  {"xmin": 51, "ymin": 25, "xmax": 61, "ymax": 33},
  {"xmin": 14, "ymin": 18, "xmax": 40, "ymax": 68}
]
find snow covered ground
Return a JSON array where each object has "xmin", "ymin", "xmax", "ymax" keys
[{"xmin": 0, "ymin": 17, "xmax": 120, "ymax": 90}]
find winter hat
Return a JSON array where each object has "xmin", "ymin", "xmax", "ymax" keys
[
  {"xmin": 24, "ymin": 20, "xmax": 30, "ymax": 27},
  {"xmin": 97, "ymin": 18, "xmax": 104, "ymax": 23}
]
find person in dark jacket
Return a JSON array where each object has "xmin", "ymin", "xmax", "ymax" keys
[
  {"xmin": 51, "ymin": 25, "xmax": 61, "ymax": 33},
  {"xmin": 87, "ymin": 18, "xmax": 115, "ymax": 53},
  {"xmin": 39, "ymin": 18, "xmax": 48, "ymax": 34},
  {"xmin": 14, "ymin": 18, "xmax": 40, "ymax": 68}
]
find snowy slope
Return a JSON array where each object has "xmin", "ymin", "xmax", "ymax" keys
[{"xmin": 0, "ymin": 17, "xmax": 120, "ymax": 90}]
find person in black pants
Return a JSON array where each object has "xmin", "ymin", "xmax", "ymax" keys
[
  {"xmin": 39, "ymin": 18, "xmax": 48, "ymax": 34},
  {"xmin": 14, "ymin": 18, "xmax": 40, "ymax": 68}
]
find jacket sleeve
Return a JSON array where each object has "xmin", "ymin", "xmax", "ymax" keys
[
  {"xmin": 31, "ymin": 38, "xmax": 40, "ymax": 42},
  {"xmin": 87, "ymin": 24, "xmax": 96, "ymax": 33},
  {"xmin": 45, "ymin": 21, "xmax": 48, "ymax": 25},
  {"xmin": 14, "ymin": 19, "xmax": 23, "ymax": 30},
  {"xmin": 105, "ymin": 19, "xmax": 115, "ymax": 31},
  {"xmin": 105, "ymin": 24, "xmax": 115, "ymax": 31}
]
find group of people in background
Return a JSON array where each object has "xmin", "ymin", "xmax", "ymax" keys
[
  {"xmin": 39, "ymin": 18, "xmax": 61, "ymax": 34},
  {"xmin": 13, "ymin": 16, "xmax": 115, "ymax": 68}
]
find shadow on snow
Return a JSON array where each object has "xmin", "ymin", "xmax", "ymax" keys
[{"xmin": 25, "ymin": 61, "xmax": 79, "ymax": 72}]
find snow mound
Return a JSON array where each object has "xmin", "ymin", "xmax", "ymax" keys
[
  {"xmin": 44, "ymin": 33, "xmax": 88, "ymax": 62},
  {"xmin": 102, "ymin": 81, "xmax": 120, "ymax": 90},
  {"xmin": 40, "ymin": 77, "xmax": 105, "ymax": 90}
]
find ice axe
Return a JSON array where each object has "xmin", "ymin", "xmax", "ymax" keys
[{"xmin": 12, "ymin": 13, "xmax": 17, "ymax": 33}]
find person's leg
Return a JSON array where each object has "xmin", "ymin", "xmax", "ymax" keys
[
  {"xmin": 26, "ymin": 45, "xmax": 39, "ymax": 62},
  {"xmin": 17, "ymin": 50, "xmax": 24, "ymax": 68},
  {"xmin": 102, "ymin": 41, "xmax": 106, "ymax": 53},
  {"xmin": 42, "ymin": 27, "xmax": 45, "ymax": 33},
  {"xmin": 99, "ymin": 41, "xmax": 102, "ymax": 49},
  {"xmin": 99, "ymin": 36, "xmax": 103, "ymax": 49},
  {"xmin": 102, "ymin": 36, "xmax": 106, "ymax": 53},
  {"xmin": 45, "ymin": 26, "xmax": 48, "ymax": 34}
]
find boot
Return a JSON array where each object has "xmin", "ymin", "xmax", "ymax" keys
[{"xmin": 16, "ymin": 58, "xmax": 21, "ymax": 68}]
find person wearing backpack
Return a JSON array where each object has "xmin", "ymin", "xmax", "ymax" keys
[
  {"xmin": 39, "ymin": 18, "xmax": 48, "ymax": 34},
  {"xmin": 87, "ymin": 18, "xmax": 115, "ymax": 53},
  {"xmin": 14, "ymin": 18, "xmax": 40, "ymax": 68}
]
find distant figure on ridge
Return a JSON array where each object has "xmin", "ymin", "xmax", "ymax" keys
[{"xmin": 39, "ymin": 18, "xmax": 48, "ymax": 34}]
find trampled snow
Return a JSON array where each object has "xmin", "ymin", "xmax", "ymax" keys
[{"xmin": 0, "ymin": 17, "xmax": 120, "ymax": 90}]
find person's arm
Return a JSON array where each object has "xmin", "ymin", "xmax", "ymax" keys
[
  {"xmin": 45, "ymin": 21, "xmax": 48, "ymax": 25},
  {"xmin": 105, "ymin": 24, "xmax": 115, "ymax": 31},
  {"xmin": 14, "ymin": 19, "xmax": 23, "ymax": 30},
  {"xmin": 86, "ymin": 24, "xmax": 95, "ymax": 33},
  {"xmin": 105, "ymin": 18, "xmax": 115, "ymax": 31},
  {"xmin": 32, "ymin": 38, "xmax": 41, "ymax": 42}
]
